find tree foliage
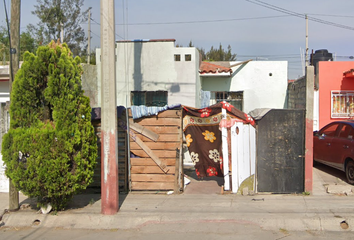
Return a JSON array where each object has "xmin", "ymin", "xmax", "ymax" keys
[
  {"xmin": 177, "ymin": 41, "xmax": 237, "ymax": 61},
  {"xmin": 2, "ymin": 41, "xmax": 97, "ymax": 210},
  {"xmin": 199, "ymin": 43, "xmax": 237, "ymax": 61},
  {"xmin": 27, "ymin": 0, "xmax": 88, "ymax": 56},
  {"xmin": 0, "ymin": 26, "xmax": 37, "ymax": 62}
]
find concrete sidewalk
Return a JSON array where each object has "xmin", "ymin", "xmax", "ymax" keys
[
  {"xmin": 1, "ymin": 166, "xmax": 354, "ymax": 232},
  {"xmin": 1, "ymin": 192, "xmax": 354, "ymax": 232}
]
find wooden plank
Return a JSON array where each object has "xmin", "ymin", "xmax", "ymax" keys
[
  {"xmin": 128, "ymin": 109, "xmax": 181, "ymax": 118},
  {"xmin": 129, "ymin": 121, "xmax": 159, "ymax": 141},
  {"xmin": 130, "ymin": 149, "xmax": 177, "ymax": 158},
  {"xmin": 152, "ymin": 110, "xmax": 181, "ymax": 118},
  {"xmin": 131, "ymin": 135, "xmax": 169, "ymax": 173},
  {"xmin": 231, "ymin": 123, "xmax": 239, "ymax": 193},
  {"xmin": 130, "ymin": 141, "xmax": 180, "ymax": 150},
  {"xmin": 143, "ymin": 126, "xmax": 180, "ymax": 135},
  {"xmin": 131, "ymin": 182, "xmax": 174, "ymax": 190},
  {"xmin": 131, "ymin": 166, "xmax": 175, "ymax": 174},
  {"xmin": 174, "ymin": 114, "xmax": 183, "ymax": 194},
  {"xmin": 131, "ymin": 174, "xmax": 175, "ymax": 182},
  {"xmin": 133, "ymin": 118, "xmax": 181, "ymax": 126},
  {"xmin": 133, "ymin": 133, "xmax": 179, "ymax": 142},
  {"xmin": 221, "ymin": 108, "xmax": 230, "ymax": 191},
  {"xmin": 249, "ymin": 126, "xmax": 256, "ymax": 177},
  {"xmin": 131, "ymin": 158, "xmax": 175, "ymax": 166}
]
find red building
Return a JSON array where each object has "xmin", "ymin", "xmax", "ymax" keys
[{"xmin": 316, "ymin": 61, "xmax": 354, "ymax": 130}]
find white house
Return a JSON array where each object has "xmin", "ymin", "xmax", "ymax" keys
[
  {"xmin": 0, "ymin": 65, "xmax": 9, "ymax": 192},
  {"xmin": 96, "ymin": 39, "xmax": 200, "ymax": 108},
  {"xmin": 0, "ymin": 66, "xmax": 10, "ymax": 103},
  {"xmin": 96, "ymin": 40, "xmax": 288, "ymax": 113},
  {"xmin": 199, "ymin": 60, "xmax": 288, "ymax": 113}
]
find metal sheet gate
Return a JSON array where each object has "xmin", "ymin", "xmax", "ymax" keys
[{"xmin": 256, "ymin": 109, "xmax": 305, "ymax": 193}]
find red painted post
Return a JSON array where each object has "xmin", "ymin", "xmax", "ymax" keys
[
  {"xmin": 305, "ymin": 66, "xmax": 314, "ymax": 193},
  {"xmin": 100, "ymin": 0, "xmax": 119, "ymax": 214}
]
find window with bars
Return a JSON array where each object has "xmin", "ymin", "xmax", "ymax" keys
[
  {"xmin": 131, "ymin": 91, "xmax": 168, "ymax": 107},
  {"xmin": 210, "ymin": 91, "xmax": 243, "ymax": 111},
  {"xmin": 331, "ymin": 91, "xmax": 354, "ymax": 118}
]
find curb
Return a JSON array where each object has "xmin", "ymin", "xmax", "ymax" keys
[{"xmin": 2, "ymin": 210, "xmax": 353, "ymax": 232}]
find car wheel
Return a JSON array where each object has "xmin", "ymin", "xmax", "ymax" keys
[{"xmin": 345, "ymin": 160, "xmax": 354, "ymax": 185}]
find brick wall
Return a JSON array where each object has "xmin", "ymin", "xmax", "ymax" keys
[{"xmin": 287, "ymin": 76, "xmax": 306, "ymax": 109}]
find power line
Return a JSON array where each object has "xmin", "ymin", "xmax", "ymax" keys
[
  {"xmin": 81, "ymin": 15, "xmax": 291, "ymax": 26},
  {"xmin": 90, "ymin": 30, "xmax": 100, "ymax": 39},
  {"xmin": 90, "ymin": 17, "xmax": 125, "ymax": 40},
  {"xmin": 122, "ymin": 15, "xmax": 290, "ymax": 25},
  {"xmin": 246, "ymin": 0, "xmax": 354, "ymax": 31},
  {"xmin": 307, "ymin": 14, "xmax": 354, "ymax": 18}
]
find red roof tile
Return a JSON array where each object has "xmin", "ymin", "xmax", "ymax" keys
[
  {"xmin": 344, "ymin": 69, "xmax": 354, "ymax": 78},
  {"xmin": 199, "ymin": 61, "xmax": 232, "ymax": 74}
]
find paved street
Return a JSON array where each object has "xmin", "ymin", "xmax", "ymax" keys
[{"xmin": 1, "ymin": 165, "xmax": 354, "ymax": 239}]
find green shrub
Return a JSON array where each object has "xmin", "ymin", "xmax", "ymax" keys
[{"xmin": 2, "ymin": 41, "xmax": 97, "ymax": 211}]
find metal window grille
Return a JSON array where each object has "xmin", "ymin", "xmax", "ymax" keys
[
  {"xmin": 331, "ymin": 91, "xmax": 354, "ymax": 118},
  {"xmin": 210, "ymin": 91, "xmax": 243, "ymax": 111},
  {"xmin": 131, "ymin": 91, "xmax": 168, "ymax": 107}
]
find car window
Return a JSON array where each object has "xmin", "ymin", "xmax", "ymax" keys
[
  {"xmin": 320, "ymin": 123, "xmax": 339, "ymax": 137},
  {"xmin": 338, "ymin": 124, "xmax": 353, "ymax": 139}
]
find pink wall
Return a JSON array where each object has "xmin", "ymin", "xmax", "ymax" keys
[{"xmin": 318, "ymin": 61, "xmax": 354, "ymax": 129}]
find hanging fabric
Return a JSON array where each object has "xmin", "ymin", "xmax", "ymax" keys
[{"xmin": 183, "ymin": 102, "xmax": 254, "ymax": 178}]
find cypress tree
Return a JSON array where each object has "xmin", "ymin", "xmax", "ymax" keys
[{"xmin": 2, "ymin": 40, "xmax": 97, "ymax": 211}]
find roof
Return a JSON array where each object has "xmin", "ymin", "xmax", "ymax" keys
[
  {"xmin": 199, "ymin": 61, "xmax": 232, "ymax": 74},
  {"xmin": 116, "ymin": 39, "xmax": 176, "ymax": 43},
  {"xmin": 343, "ymin": 68, "xmax": 354, "ymax": 78}
]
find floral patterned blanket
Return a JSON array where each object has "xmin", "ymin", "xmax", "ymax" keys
[{"xmin": 182, "ymin": 102, "xmax": 254, "ymax": 178}]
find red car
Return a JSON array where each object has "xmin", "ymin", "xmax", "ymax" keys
[{"xmin": 313, "ymin": 121, "xmax": 354, "ymax": 184}]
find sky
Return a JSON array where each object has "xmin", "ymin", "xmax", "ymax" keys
[{"xmin": 1, "ymin": 0, "xmax": 354, "ymax": 79}]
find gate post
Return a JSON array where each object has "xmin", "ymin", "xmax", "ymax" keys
[
  {"xmin": 100, "ymin": 0, "xmax": 119, "ymax": 214},
  {"xmin": 305, "ymin": 66, "xmax": 314, "ymax": 193}
]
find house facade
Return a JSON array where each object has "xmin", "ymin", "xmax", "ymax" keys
[
  {"xmin": 0, "ymin": 65, "xmax": 9, "ymax": 192},
  {"xmin": 96, "ymin": 39, "xmax": 200, "ymax": 108},
  {"xmin": 0, "ymin": 66, "xmax": 10, "ymax": 103},
  {"xmin": 314, "ymin": 61, "xmax": 354, "ymax": 130},
  {"xmin": 199, "ymin": 60, "xmax": 288, "ymax": 113},
  {"xmin": 95, "ymin": 40, "xmax": 289, "ymax": 114}
]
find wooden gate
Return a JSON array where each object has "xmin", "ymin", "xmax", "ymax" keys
[{"xmin": 128, "ymin": 108, "xmax": 183, "ymax": 192}]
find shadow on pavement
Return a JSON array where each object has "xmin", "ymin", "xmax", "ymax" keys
[{"xmin": 314, "ymin": 162, "xmax": 347, "ymax": 183}]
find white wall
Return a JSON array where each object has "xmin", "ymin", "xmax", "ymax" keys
[
  {"xmin": 0, "ymin": 67, "xmax": 9, "ymax": 192},
  {"xmin": 0, "ymin": 81, "xmax": 10, "ymax": 102},
  {"xmin": 0, "ymin": 155, "xmax": 9, "ymax": 192},
  {"xmin": 202, "ymin": 61, "xmax": 288, "ymax": 113},
  {"xmin": 172, "ymin": 47, "xmax": 199, "ymax": 107},
  {"xmin": 96, "ymin": 40, "xmax": 199, "ymax": 107}
]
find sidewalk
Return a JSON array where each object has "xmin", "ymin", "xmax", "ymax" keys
[{"xmin": 0, "ymin": 167, "xmax": 354, "ymax": 232}]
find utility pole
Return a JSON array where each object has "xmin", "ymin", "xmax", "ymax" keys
[
  {"xmin": 60, "ymin": 22, "xmax": 64, "ymax": 43},
  {"xmin": 100, "ymin": 0, "xmax": 118, "ymax": 215},
  {"xmin": 9, "ymin": 0, "xmax": 21, "ymax": 211},
  {"xmin": 87, "ymin": 8, "xmax": 91, "ymax": 64},
  {"xmin": 61, "ymin": 23, "xmax": 64, "ymax": 43},
  {"xmin": 305, "ymin": 14, "xmax": 309, "ymax": 67}
]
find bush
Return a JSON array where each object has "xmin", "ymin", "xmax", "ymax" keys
[{"xmin": 2, "ymin": 40, "xmax": 97, "ymax": 211}]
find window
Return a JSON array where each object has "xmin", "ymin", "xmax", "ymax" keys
[
  {"xmin": 210, "ymin": 91, "xmax": 243, "ymax": 111},
  {"xmin": 331, "ymin": 91, "xmax": 354, "ymax": 118},
  {"xmin": 320, "ymin": 123, "xmax": 339, "ymax": 137},
  {"xmin": 174, "ymin": 54, "xmax": 181, "ymax": 61},
  {"xmin": 338, "ymin": 124, "xmax": 353, "ymax": 139},
  {"xmin": 131, "ymin": 91, "xmax": 168, "ymax": 107},
  {"xmin": 185, "ymin": 54, "xmax": 192, "ymax": 61}
]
